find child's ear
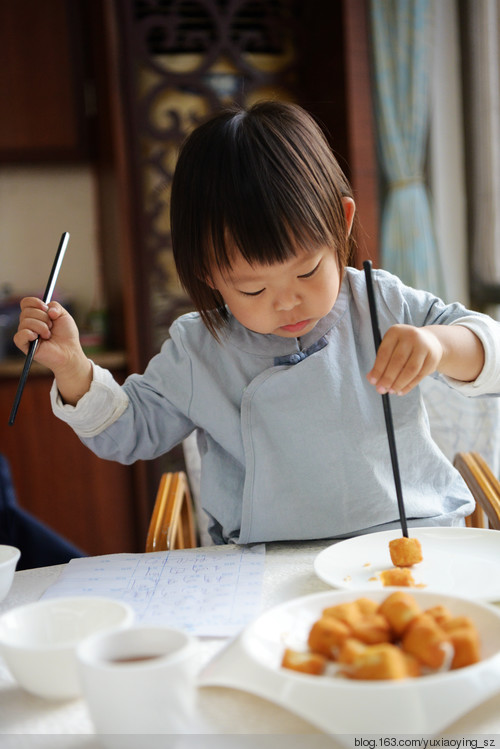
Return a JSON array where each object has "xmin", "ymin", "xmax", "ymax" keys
[{"xmin": 342, "ymin": 197, "xmax": 356, "ymax": 236}]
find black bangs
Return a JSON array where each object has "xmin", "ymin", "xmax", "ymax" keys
[
  {"xmin": 205, "ymin": 107, "xmax": 345, "ymax": 273},
  {"xmin": 170, "ymin": 100, "xmax": 355, "ymax": 338}
]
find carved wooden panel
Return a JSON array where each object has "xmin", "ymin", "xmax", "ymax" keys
[{"xmin": 117, "ymin": 0, "xmax": 299, "ymax": 357}]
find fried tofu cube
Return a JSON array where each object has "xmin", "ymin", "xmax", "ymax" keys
[
  {"xmin": 439, "ymin": 617, "xmax": 481, "ymax": 669},
  {"xmin": 380, "ymin": 568, "xmax": 415, "ymax": 587},
  {"xmin": 350, "ymin": 613, "xmax": 392, "ymax": 645},
  {"xmin": 389, "ymin": 537, "xmax": 423, "ymax": 567},
  {"xmin": 440, "ymin": 615, "xmax": 476, "ymax": 633},
  {"xmin": 344, "ymin": 643, "xmax": 410, "ymax": 680},
  {"xmin": 281, "ymin": 648, "xmax": 326, "ymax": 675},
  {"xmin": 403, "ymin": 652, "xmax": 422, "ymax": 678},
  {"xmin": 355, "ymin": 598, "xmax": 379, "ymax": 616},
  {"xmin": 447, "ymin": 627, "xmax": 481, "ymax": 669},
  {"xmin": 337, "ymin": 637, "xmax": 367, "ymax": 665},
  {"xmin": 401, "ymin": 613, "xmax": 449, "ymax": 669},
  {"xmin": 425, "ymin": 605, "xmax": 453, "ymax": 627},
  {"xmin": 378, "ymin": 591, "xmax": 421, "ymax": 637},
  {"xmin": 308, "ymin": 616, "xmax": 351, "ymax": 658},
  {"xmin": 322, "ymin": 601, "xmax": 363, "ymax": 628}
]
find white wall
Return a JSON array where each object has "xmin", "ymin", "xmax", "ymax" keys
[{"xmin": 0, "ymin": 165, "xmax": 100, "ymax": 325}]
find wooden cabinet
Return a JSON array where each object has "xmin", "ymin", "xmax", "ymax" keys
[
  {"xmin": 0, "ymin": 1, "xmax": 152, "ymax": 559},
  {"xmin": 0, "ymin": 0, "xmax": 92, "ymax": 160},
  {"xmin": 0, "ymin": 358, "xmax": 141, "ymax": 556}
]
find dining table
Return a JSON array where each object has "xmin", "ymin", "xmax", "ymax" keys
[{"xmin": 1, "ymin": 539, "xmax": 500, "ymax": 748}]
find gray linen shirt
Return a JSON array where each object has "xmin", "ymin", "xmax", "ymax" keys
[{"xmin": 52, "ymin": 269, "xmax": 500, "ymax": 543}]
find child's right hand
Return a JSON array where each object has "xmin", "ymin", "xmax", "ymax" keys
[
  {"xmin": 14, "ymin": 298, "xmax": 92, "ymax": 405},
  {"xmin": 14, "ymin": 297, "xmax": 81, "ymax": 370}
]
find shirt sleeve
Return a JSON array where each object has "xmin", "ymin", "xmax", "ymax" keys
[
  {"xmin": 440, "ymin": 315, "xmax": 500, "ymax": 396},
  {"xmin": 372, "ymin": 269, "xmax": 500, "ymax": 396},
  {"xmin": 50, "ymin": 319, "xmax": 198, "ymax": 464},
  {"xmin": 50, "ymin": 361, "xmax": 129, "ymax": 438}
]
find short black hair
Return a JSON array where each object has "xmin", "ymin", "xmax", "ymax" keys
[{"xmin": 170, "ymin": 100, "xmax": 355, "ymax": 337}]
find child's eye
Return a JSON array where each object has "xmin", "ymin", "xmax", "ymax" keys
[
  {"xmin": 240, "ymin": 288, "xmax": 265, "ymax": 297},
  {"xmin": 298, "ymin": 261, "xmax": 321, "ymax": 279}
]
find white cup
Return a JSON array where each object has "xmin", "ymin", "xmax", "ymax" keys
[{"xmin": 76, "ymin": 626, "xmax": 199, "ymax": 744}]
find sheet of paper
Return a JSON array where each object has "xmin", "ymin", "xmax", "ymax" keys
[{"xmin": 41, "ymin": 544, "xmax": 265, "ymax": 637}]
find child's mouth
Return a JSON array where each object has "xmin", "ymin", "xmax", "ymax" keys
[{"xmin": 280, "ymin": 319, "xmax": 311, "ymax": 333}]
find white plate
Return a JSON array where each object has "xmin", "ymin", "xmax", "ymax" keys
[
  {"xmin": 200, "ymin": 588, "xmax": 500, "ymax": 736},
  {"xmin": 314, "ymin": 527, "xmax": 500, "ymax": 601}
]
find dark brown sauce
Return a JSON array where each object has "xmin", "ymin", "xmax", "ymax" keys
[{"xmin": 108, "ymin": 654, "xmax": 164, "ymax": 664}]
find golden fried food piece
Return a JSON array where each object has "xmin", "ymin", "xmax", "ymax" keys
[
  {"xmin": 339, "ymin": 637, "xmax": 422, "ymax": 679},
  {"xmin": 380, "ymin": 568, "xmax": 415, "ymax": 587},
  {"xmin": 308, "ymin": 616, "xmax": 351, "ymax": 658},
  {"xmin": 439, "ymin": 616, "xmax": 481, "ymax": 669},
  {"xmin": 281, "ymin": 648, "xmax": 326, "ymax": 675},
  {"xmin": 337, "ymin": 637, "xmax": 367, "ymax": 665},
  {"xmin": 322, "ymin": 599, "xmax": 391, "ymax": 645},
  {"xmin": 401, "ymin": 613, "xmax": 449, "ymax": 669},
  {"xmin": 322, "ymin": 601, "xmax": 364, "ymax": 627},
  {"xmin": 355, "ymin": 598, "xmax": 379, "ymax": 616},
  {"xmin": 343, "ymin": 643, "xmax": 411, "ymax": 680},
  {"xmin": 389, "ymin": 537, "xmax": 423, "ymax": 567},
  {"xmin": 425, "ymin": 605, "xmax": 453, "ymax": 627},
  {"xmin": 403, "ymin": 652, "xmax": 422, "ymax": 677},
  {"xmin": 350, "ymin": 613, "xmax": 392, "ymax": 645},
  {"xmin": 378, "ymin": 591, "xmax": 421, "ymax": 637},
  {"xmin": 447, "ymin": 627, "xmax": 481, "ymax": 669},
  {"xmin": 440, "ymin": 615, "xmax": 476, "ymax": 633}
]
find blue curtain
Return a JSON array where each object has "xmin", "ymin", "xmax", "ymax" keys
[{"xmin": 370, "ymin": 0, "xmax": 444, "ymax": 295}]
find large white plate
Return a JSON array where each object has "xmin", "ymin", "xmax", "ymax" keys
[
  {"xmin": 200, "ymin": 588, "xmax": 500, "ymax": 736},
  {"xmin": 314, "ymin": 527, "xmax": 500, "ymax": 601}
]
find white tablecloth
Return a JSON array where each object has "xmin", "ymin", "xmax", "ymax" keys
[{"xmin": 1, "ymin": 541, "xmax": 500, "ymax": 746}]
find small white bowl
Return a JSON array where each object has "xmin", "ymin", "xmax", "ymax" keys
[
  {"xmin": 0, "ymin": 596, "xmax": 134, "ymax": 700},
  {"xmin": 0, "ymin": 545, "xmax": 21, "ymax": 602}
]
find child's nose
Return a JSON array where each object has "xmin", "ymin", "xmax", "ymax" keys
[{"xmin": 275, "ymin": 291, "xmax": 300, "ymax": 311}]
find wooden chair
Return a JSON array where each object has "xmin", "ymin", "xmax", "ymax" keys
[
  {"xmin": 453, "ymin": 451, "xmax": 500, "ymax": 530},
  {"xmin": 145, "ymin": 471, "xmax": 197, "ymax": 552}
]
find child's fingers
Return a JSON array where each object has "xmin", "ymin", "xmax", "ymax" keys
[
  {"xmin": 13, "ymin": 297, "xmax": 80, "ymax": 370},
  {"xmin": 18, "ymin": 308, "xmax": 53, "ymax": 337},
  {"xmin": 367, "ymin": 325, "xmax": 442, "ymax": 395},
  {"xmin": 19, "ymin": 296, "xmax": 48, "ymax": 313},
  {"xmin": 18, "ymin": 298, "xmax": 51, "ymax": 331},
  {"xmin": 14, "ymin": 319, "xmax": 50, "ymax": 349},
  {"xmin": 13, "ymin": 328, "xmax": 34, "ymax": 351},
  {"xmin": 382, "ymin": 351, "xmax": 432, "ymax": 394},
  {"xmin": 367, "ymin": 334, "xmax": 412, "ymax": 393},
  {"xmin": 394, "ymin": 372, "xmax": 427, "ymax": 396},
  {"xmin": 13, "ymin": 325, "xmax": 44, "ymax": 355},
  {"xmin": 13, "ymin": 298, "xmax": 54, "ymax": 354},
  {"xmin": 47, "ymin": 300, "xmax": 65, "ymax": 319}
]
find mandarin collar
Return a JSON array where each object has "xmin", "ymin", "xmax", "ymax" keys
[{"xmin": 224, "ymin": 271, "xmax": 350, "ymax": 357}]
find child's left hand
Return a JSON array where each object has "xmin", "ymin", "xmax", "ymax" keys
[{"xmin": 366, "ymin": 324, "xmax": 443, "ymax": 396}]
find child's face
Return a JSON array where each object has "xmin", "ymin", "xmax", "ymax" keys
[{"xmin": 209, "ymin": 244, "xmax": 342, "ymax": 338}]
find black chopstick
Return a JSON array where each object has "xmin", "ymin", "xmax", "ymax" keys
[
  {"xmin": 8, "ymin": 232, "xmax": 70, "ymax": 426},
  {"xmin": 363, "ymin": 260, "xmax": 409, "ymax": 537}
]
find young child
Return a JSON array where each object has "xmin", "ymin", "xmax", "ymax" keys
[{"xmin": 14, "ymin": 101, "xmax": 500, "ymax": 545}]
